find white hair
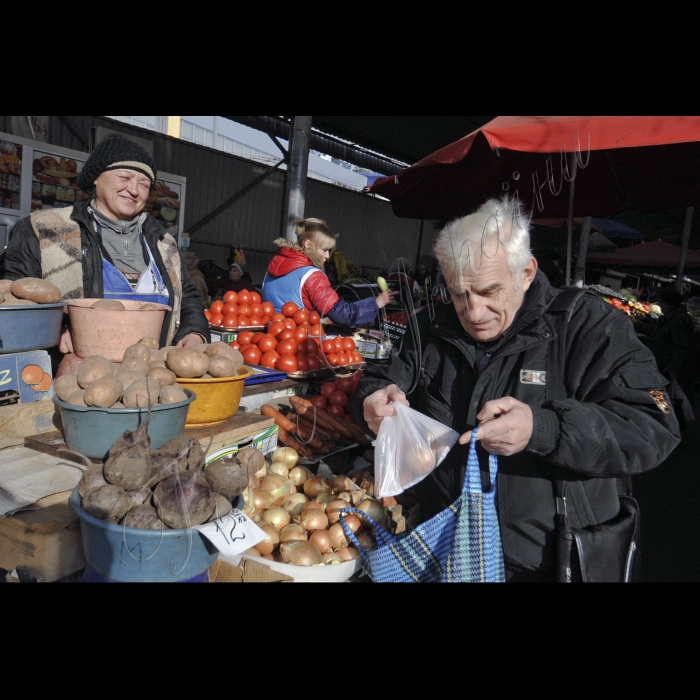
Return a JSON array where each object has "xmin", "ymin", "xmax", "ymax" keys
[{"xmin": 433, "ymin": 195, "xmax": 533, "ymax": 286}]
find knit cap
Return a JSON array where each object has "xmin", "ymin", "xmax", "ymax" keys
[{"xmin": 78, "ymin": 135, "xmax": 157, "ymax": 193}]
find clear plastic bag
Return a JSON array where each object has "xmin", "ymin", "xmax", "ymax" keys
[{"xmin": 374, "ymin": 402, "xmax": 460, "ymax": 497}]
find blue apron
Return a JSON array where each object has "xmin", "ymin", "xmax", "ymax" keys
[{"xmin": 100, "ymin": 233, "xmax": 170, "ymax": 306}]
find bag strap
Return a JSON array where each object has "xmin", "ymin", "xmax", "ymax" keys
[
  {"xmin": 465, "ymin": 430, "xmax": 498, "ymax": 495},
  {"xmin": 338, "ymin": 505, "xmax": 398, "ymax": 564}
]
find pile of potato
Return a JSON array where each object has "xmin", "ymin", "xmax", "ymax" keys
[
  {"xmin": 55, "ymin": 339, "xmax": 244, "ymax": 409},
  {"xmin": 78, "ymin": 420, "xmax": 247, "ymax": 530},
  {"xmin": 0, "ymin": 277, "xmax": 63, "ymax": 305}
]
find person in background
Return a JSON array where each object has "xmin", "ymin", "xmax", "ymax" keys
[
  {"xmin": 263, "ymin": 217, "xmax": 396, "ymax": 327},
  {"xmin": 2, "ymin": 134, "xmax": 209, "ymax": 357},
  {"xmin": 182, "ymin": 250, "xmax": 209, "ymax": 309},
  {"xmin": 349, "ymin": 195, "xmax": 680, "ymax": 582},
  {"xmin": 213, "ymin": 262, "xmax": 257, "ymax": 298},
  {"xmin": 537, "ymin": 250, "xmax": 564, "ymax": 288},
  {"xmin": 413, "ymin": 263, "xmax": 429, "ymax": 287},
  {"xmin": 387, "ymin": 256, "xmax": 421, "ymax": 301}
]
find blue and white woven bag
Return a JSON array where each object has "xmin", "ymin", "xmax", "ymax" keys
[{"xmin": 339, "ymin": 432, "xmax": 505, "ymax": 583}]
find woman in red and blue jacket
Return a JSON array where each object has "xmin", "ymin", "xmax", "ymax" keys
[{"xmin": 262, "ymin": 218, "xmax": 396, "ymax": 327}]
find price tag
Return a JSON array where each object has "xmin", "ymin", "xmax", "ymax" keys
[{"xmin": 194, "ymin": 508, "xmax": 266, "ymax": 558}]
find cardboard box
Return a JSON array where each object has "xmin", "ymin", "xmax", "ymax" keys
[
  {"xmin": 205, "ymin": 424, "xmax": 279, "ymax": 463},
  {"xmin": 352, "ymin": 330, "xmax": 392, "ymax": 360},
  {"xmin": 0, "ymin": 350, "xmax": 54, "ymax": 406},
  {"xmin": 0, "ymin": 398, "xmax": 60, "ymax": 450}
]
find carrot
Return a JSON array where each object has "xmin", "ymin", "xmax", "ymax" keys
[
  {"xmin": 261, "ymin": 404, "xmax": 297, "ymax": 433},
  {"xmin": 289, "ymin": 396, "xmax": 355, "ymax": 440},
  {"xmin": 293, "ymin": 413, "xmax": 339, "ymax": 445},
  {"xmin": 276, "ymin": 427, "xmax": 314, "ymax": 458},
  {"xmin": 286, "ymin": 414, "xmax": 325, "ymax": 452}
]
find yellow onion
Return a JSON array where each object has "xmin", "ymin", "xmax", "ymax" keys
[
  {"xmin": 405, "ymin": 443, "xmax": 436, "ymax": 475},
  {"xmin": 356, "ymin": 498, "xmax": 386, "ymax": 526},
  {"xmin": 261, "ymin": 474, "xmax": 294, "ymax": 506},
  {"xmin": 253, "ymin": 522, "xmax": 279, "ymax": 555},
  {"xmin": 281, "ymin": 541, "xmax": 323, "ymax": 566},
  {"xmin": 288, "ymin": 466, "xmax": 309, "ymax": 486},
  {"xmin": 268, "ymin": 461, "xmax": 289, "ymax": 478},
  {"xmin": 336, "ymin": 547, "xmax": 359, "ymax": 561},
  {"xmin": 325, "ymin": 498, "xmax": 350, "ymax": 524},
  {"xmin": 309, "ymin": 528, "xmax": 333, "ymax": 553},
  {"xmin": 243, "ymin": 547, "xmax": 262, "ymax": 558},
  {"xmin": 336, "ymin": 491, "xmax": 352, "ymax": 503},
  {"xmin": 301, "ymin": 500, "xmax": 325, "ymax": 513},
  {"xmin": 279, "ymin": 523, "xmax": 307, "ymax": 543},
  {"xmin": 342, "ymin": 513, "xmax": 362, "ymax": 534},
  {"xmin": 299, "ymin": 508, "xmax": 329, "ymax": 532},
  {"xmin": 332, "ymin": 475, "xmax": 355, "ymax": 493},
  {"xmin": 322, "ymin": 551, "xmax": 344, "ymax": 565},
  {"xmin": 304, "ymin": 474, "xmax": 333, "ymax": 499},
  {"xmin": 328, "ymin": 522, "xmax": 348, "ymax": 550},
  {"xmin": 253, "ymin": 488, "xmax": 275, "ymax": 511},
  {"xmin": 316, "ymin": 491, "xmax": 336, "ymax": 506},
  {"xmin": 355, "ymin": 531, "xmax": 376, "ymax": 552},
  {"xmin": 262, "ymin": 507, "xmax": 290, "ymax": 530},
  {"xmin": 237, "ymin": 446, "xmax": 266, "ymax": 475},
  {"xmin": 283, "ymin": 492, "xmax": 308, "ymax": 517},
  {"xmin": 271, "ymin": 446, "xmax": 300, "ymax": 470}
]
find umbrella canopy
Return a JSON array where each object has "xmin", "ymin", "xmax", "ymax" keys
[
  {"xmin": 587, "ymin": 240, "xmax": 700, "ymax": 269},
  {"xmin": 587, "ymin": 232, "xmax": 617, "ymax": 250},
  {"xmin": 590, "ymin": 217, "xmax": 643, "ymax": 240},
  {"xmin": 368, "ymin": 116, "xmax": 700, "ymax": 221}
]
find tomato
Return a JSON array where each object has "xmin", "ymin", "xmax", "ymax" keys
[
  {"xmin": 275, "ymin": 354, "xmax": 298, "ymax": 373},
  {"xmin": 237, "ymin": 343, "xmax": 252, "ymax": 355},
  {"xmin": 250, "ymin": 291, "xmax": 262, "ymax": 305},
  {"xmin": 261, "ymin": 302, "xmax": 275, "ymax": 317},
  {"xmin": 276, "ymin": 339, "xmax": 298, "ymax": 357},
  {"xmin": 210, "ymin": 313, "xmax": 224, "ymax": 326},
  {"xmin": 242, "ymin": 345, "xmax": 262, "ymax": 365},
  {"xmin": 237, "ymin": 303, "xmax": 251, "ymax": 317},
  {"xmin": 250, "ymin": 332, "xmax": 265, "ymax": 345},
  {"xmin": 334, "ymin": 337, "xmax": 343, "ymax": 352},
  {"xmin": 238, "ymin": 290, "xmax": 252, "ymax": 305},
  {"xmin": 261, "ymin": 315, "xmax": 271, "ymax": 325},
  {"xmin": 335, "ymin": 377, "xmax": 356, "ymax": 395},
  {"xmin": 237, "ymin": 316, "xmax": 250, "ymax": 327},
  {"xmin": 294, "ymin": 326, "xmax": 308, "ymax": 344},
  {"xmin": 249, "ymin": 315, "xmax": 263, "ymax": 326},
  {"xmin": 306, "ymin": 353, "xmax": 322, "ymax": 370},
  {"xmin": 320, "ymin": 381, "xmax": 337, "ymax": 398},
  {"xmin": 340, "ymin": 337, "xmax": 356, "ymax": 352},
  {"xmin": 326, "ymin": 404, "xmax": 345, "ymax": 417},
  {"xmin": 223, "ymin": 301, "xmax": 238, "ymax": 316},
  {"xmin": 277, "ymin": 328, "xmax": 296, "ymax": 341},
  {"xmin": 310, "ymin": 395, "xmax": 328, "ymax": 409},
  {"xmin": 270, "ymin": 313, "xmax": 285, "ymax": 323},
  {"xmin": 295, "ymin": 353, "xmax": 309, "ymax": 372},
  {"xmin": 222, "ymin": 313, "xmax": 238, "ymax": 328},
  {"xmin": 203, "ymin": 309, "xmax": 211, "ymax": 320},
  {"xmin": 257, "ymin": 334, "xmax": 278, "ymax": 353},
  {"xmin": 283, "ymin": 318, "xmax": 297, "ymax": 330},
  {"xmin": 308, "ymin": 324, "xmax": 324, "ymax": 337},
  {"xmin": 209, "ymin": 300, "xmax": 223, "ymax": 315},
  {"xmin": 228, "ymin": 341, "xmax": 241, "ymax": 350},
  {"xmin": 237, "ymin": 331, "xmax": 254, "ymax": 346},
  {"xmin": 292, "ymin": 308, "xmax": 310, "ymax": 325},
  {"xmin": 327, "ymin": 353, "xmax": 340, "ymax": 366},
  {"xmin": 337, "ymin": 351, "xmax": 350, "ymax": 365},
  {"xmin": 223, "ymin": 291, "xmax": 239, "ymax": 305},
  {"xmin": 309, "ymin": 311, "xmax": 321, "ymax": 325},
  {"xmin": 260, "ymin": 349, "xmax": 280, "ymax": 369},
  {"xmin": 281, "ymin": 301, "xmax": 299, "ymax": 318},
  {"xmin": 322, "ymin": 339, "xmax": 336, "ymax": 354},
  {"xmin": 329, "ymin": 390, "xmax": 349, "ymax": 408},
  {"xmin": 268, "ymin": 322, "xmax": 286, "ymax": 338},
  {"xmin": 250, "ymin": 303, "xmax": 263, "ymax": 318}
]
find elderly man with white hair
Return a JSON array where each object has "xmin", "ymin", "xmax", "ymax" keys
[{"xmin": 349, "ymin": 195, "xmax": 681, "ymax": 582}]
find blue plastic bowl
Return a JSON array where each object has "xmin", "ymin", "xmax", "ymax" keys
[
  {"xmin": 69, "ymin": 488, "xmax": 244, "ymax": 582},
  {"xmin": 0, "ymin": 302, "xmax": 65, "ymax": 354},
  {"xmin": 53, "ymin": 389, "xmax": 196, "ymax": 460}
]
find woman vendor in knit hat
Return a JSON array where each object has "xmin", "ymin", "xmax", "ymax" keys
[{"xmin": 2, "ymin": 135, "xmax": 210, "ymax": 366}]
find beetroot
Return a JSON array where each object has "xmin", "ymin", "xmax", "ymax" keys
[{"xmin": 153, "ymin": 471, "xmax": 213, "ymax": 529}]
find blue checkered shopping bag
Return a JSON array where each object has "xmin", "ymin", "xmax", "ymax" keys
[{"xmin": 339, "ymin": 432, "xmax": 505, "ymax": 582}]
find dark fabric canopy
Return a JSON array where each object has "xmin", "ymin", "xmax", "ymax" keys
[{"xmin": 587, "ymin": 240, "xmax": 700, "ymax": 269}]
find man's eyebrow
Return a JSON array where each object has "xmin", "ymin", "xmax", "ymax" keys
[{"xmin": 449, "ymin": 282, "xmax": 505, "ymax": 296}]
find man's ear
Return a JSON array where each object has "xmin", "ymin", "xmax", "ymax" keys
[{"xmin": 521, "ymin": 256, "xmax": 538, "ymax": 292}]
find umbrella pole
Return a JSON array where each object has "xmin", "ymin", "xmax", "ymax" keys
[
  {"xmin": 574, "ymin": 216, "xmax": 592, "ymax": 287},
  {"xmin": 565, "ymin": 155, "xmax": 578, "ymax": 286},
  {"xmin": 676, "ymin": 206, "xmax": 694, "ymax": 293}
]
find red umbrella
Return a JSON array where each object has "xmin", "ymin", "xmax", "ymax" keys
[
  {"xmin": 587, "ymin": 240, "xmax": 700, "ymax": 269},
  {"xmin": 367, "ymin": 116, "xmax": 700, "ymax": 221}
]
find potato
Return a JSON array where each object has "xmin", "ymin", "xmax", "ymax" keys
[
  {"xmin": 84, "ymin": 377, "xmax": 123, "ymax": 408},
  {"xmin": 77, "ymin": 357, "xmax": 114, "ymax": 388},
  {"xmin": 205, "ymin": 341, "xmax": 244, "ymax": 364},
  {"xmin": 67, "ymin": 389, "xmax": 87, "ymax": 406},
  {"xmin": 166, "ymin": 347, "xmax": 210, "ymax": 378},
  {"xmin": 159, "ymin": 385, "xmax": 188, "ymax": 405},
  {"xmin": 139, "ymin": 302, "xmax": 163, "ymax": 310},
  {"xmin": 148, "ymin": 348, "xmax": 166, "ymax": 362},
  {"xmin": 139, "ymin": 337, "xmax": 160, "ymax": 350},
  {"xmin": 54, "ymin": 374, "xmax": 80, "ymax": 402},
  {"xmin": 0, "ymin": 280, "xmax": 13, "ymax": 294},
  {"xmin": 91, "ymin": 299, "xmax": 125, "ymax": 310},
  {"xmin": 122, "ymin": 377, "xmax": 161, "ymax": 408},
  {"xmin": 122, "ymin": 343, "xmax": 151, "ymax": 364},
  {"xmin": 149, "ymin": 360, "xmax": 166, "ymax": 370},
  {"xmin": 207, "ymin": 355, "xmax": 238, "ymax": 378},
  {"xmin": 10, "ymin": 277, "xmax": 62, "ymax": 304},
  {"xmin": 120, "ymin": 356, "xmax": 150, "ymax": 375},
  {"xmin": 147, "ymin": 367, "xmax": 176, "ymax": 387},
  {"xmin": 3, "ymin": 293, "xmax": 36, "ymax": 305},
  {"xmin": 113, "ymin": 370, "xmax": 144, "ymax": 392}
]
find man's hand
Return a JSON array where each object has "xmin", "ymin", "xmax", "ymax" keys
[
  {"xmin": 363, "ymin": 383, "xmax": 410, "ymax": 435},
  {"xmin": 459, "ymin": 397, "xmax": 533, "ymax": 456},
  {"xmin": 176, "ymin": 333, "xmax": 206, "ymax": 348},
  {"xmin": 58, "ymin": 327, "xmax": 75, "ymax": 354}
]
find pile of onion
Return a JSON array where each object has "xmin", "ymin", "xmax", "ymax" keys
[{"xmin": 240, "ymin": 446, "xmax": 386, "ymax": 566}]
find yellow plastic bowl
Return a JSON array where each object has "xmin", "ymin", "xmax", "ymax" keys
[{"xmin": 176, "ymin": 365, "xmax": 254, "ymax": 426}]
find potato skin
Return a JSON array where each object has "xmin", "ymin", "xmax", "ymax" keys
[
  {"xmin": 159, "ymin": 385, "xmax": 188, "ymax": 405},
  {"xmin": 122, "ymin": 377, "xmax": 161, "ymax": 408},
  {"xmin": 77, "ymin": 357, "xmax": 114, "ymax": 389},
  {"xmin": 10, "ymin": 277, "xmax": 62, "ymax": 304},
  {"xmin": 54, "ymin": 374, "xmax": 80, "ymax": 402},
  {"xmin": 207, "ymin": 355, "xmax": 238, "ymax": 378},
  {"xmin": 166, "ymin": 347, "xmax": 210, "ymax": 378},
  {"xmin": 84, "ymin": 377, "xmax": 123, "ymax": 408}
]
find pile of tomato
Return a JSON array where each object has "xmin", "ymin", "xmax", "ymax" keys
[
  {"xmin": 227, "ymin": 300, "xmax": 363, "ymax": 374},
  {"xmin": 204, "ymin": 290, "xmax": 277, "ymax": 328}
]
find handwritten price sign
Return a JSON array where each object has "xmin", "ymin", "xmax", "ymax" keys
[{"xmin": 194, "ymin": 508, "xmax": 266, "ymax": 557}]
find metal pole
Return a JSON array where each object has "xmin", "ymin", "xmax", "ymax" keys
[
  {"xmin": 574, "ymin": 216, "xmax": 592, "ymax": 288},
  {"xmin": 282, "ymin": 116, "xmax": 312, "ymax": 242},
  {"xmin": 565, "ymin": 154, "xmax": 578, "ymax": 287},
  {"xmin": 676, "ymin": 205, "xmax": 694, "ymax": 292},
  {"xmin": 415, "ymin": 219, "xmax": 425, "ymax": 266}
]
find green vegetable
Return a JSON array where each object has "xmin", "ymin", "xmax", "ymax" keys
[{"xmin": 377, "ymin": 277, "xmax": 389, "ymax": 292}]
